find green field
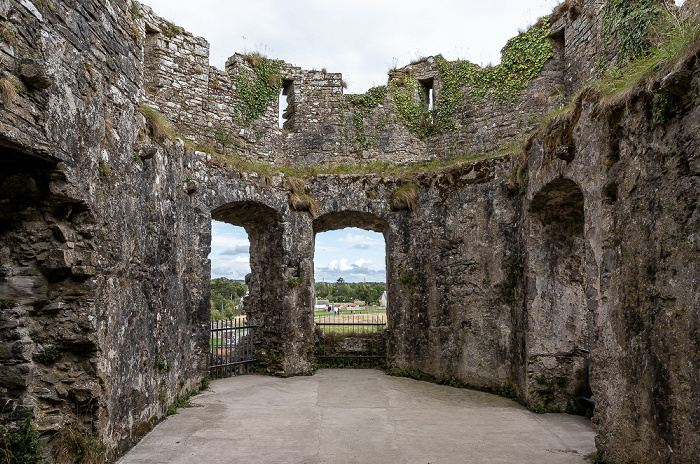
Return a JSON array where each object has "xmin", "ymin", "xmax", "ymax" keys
[{"xmin": 314, "ymin": 308, "xmax": 386, "ymax": 317}]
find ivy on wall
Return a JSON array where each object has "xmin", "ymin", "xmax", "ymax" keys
[
  {"xmin": 601, "ymin": 0, "xmax": 664, "ymax": 60},
  {"xmin": 342, "ymin": 85, "xmax": 390, "ymax": 150},
  {"xmin": 232, "ymin": 54, "xmax": 283, "ymax": 125},
  {"xmin": 388, "ymin": 18, "xmax": 553, "ymax": 139},
  {"xmin": 389, "ymin": 73, "xmax": 435, "ymax": 139}
]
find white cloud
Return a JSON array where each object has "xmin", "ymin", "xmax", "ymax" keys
[
  {"xmin": 339, "ymin": 233, "xmax": 383, "ymax": 250},
  {"xmin": 220, "ymin": 246, "xmax": 249, "ymax": 256}
]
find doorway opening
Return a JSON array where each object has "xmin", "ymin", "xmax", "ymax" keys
[
  {"xmin": 527, "ymin": 178, "xmax": 591, "ymax": 416},
  {"xmin": 312, "ymin": 212, "xmax": 389, "ymax": 368},
  {"xmin": 209, "ymin": 220, "xmax": 249, "ymax": 322},
  {"xmin": 208, "ymin": 202, "xmax": 284, "ymax": 377}
]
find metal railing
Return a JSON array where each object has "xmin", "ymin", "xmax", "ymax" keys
[
  {"xmin": 314, "ymin": 314, "xmax": 387, "ymax": 367},
  {"xmin": 209, "ymin": 317, "xmax": 258, "ymax": 378}
]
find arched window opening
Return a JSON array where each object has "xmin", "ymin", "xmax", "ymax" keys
[{"xmin": 209, "ymin": 202, "xmax": 284, "ymax": 377}]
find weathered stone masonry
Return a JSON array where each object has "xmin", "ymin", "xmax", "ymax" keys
[{"xmin": 0, "ymin": 1, "xmax": 698, "ymax": 463}]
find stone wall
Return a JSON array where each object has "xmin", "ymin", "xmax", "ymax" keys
[
  {"xmin": 0, "ymin": 0, "xmax": 211, "ymax": 456},
  {"xmin": 523, "ymin": 64, "xmax": 700, "ymax": 461}
]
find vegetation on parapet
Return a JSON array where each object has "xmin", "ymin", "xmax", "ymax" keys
[
  {"xmin": 595, "ymin": 3, "xmax": 700, "ymax": 113},
  {"xmin": 528, "ymin": 4, "xmax": 699, "ymax": 155},
  {"xmin": 232, "ymin": 53, "xmax": 284, "ymax": 125},
  {"xmin": 389, "ymin": 17, "xmax": 553, "ymax": 140},
  {"xmin": 601, "ymin": 0, "xmax": 666, "ymax": 61}
]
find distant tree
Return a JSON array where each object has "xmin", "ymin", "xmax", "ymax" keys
[
  {"xmin": 210, "ymin": 277, "xmax": 247, "ymax": 321},
  {"xmin": 315, "ymin": 281, "xmax": 386, "ymax": 304}
]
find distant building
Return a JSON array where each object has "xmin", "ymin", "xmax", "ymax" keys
[
  {"xmin": 314, "ymin": 299, "xmax": 330, "ymax": 310},
  {"xmin": 379, "ymin": 291, "xmax": 387, "ymax": 307},
  {"xmin": 353, "ymin": 299, "xmax": 366, "ymax": 306}
]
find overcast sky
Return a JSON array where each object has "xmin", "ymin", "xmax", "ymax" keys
[{"xmin": 141, "ymin": 0, "xmax": 570, "ymax": 94}]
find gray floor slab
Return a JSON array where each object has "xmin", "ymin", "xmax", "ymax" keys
[{"xmin": 118, "ymin": 369, "xmax": 597, "ymax": 464}]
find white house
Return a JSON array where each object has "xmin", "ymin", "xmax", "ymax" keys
[{"xmin": 379, "ymin": 291, "xmax": 387, "ymax": 307}]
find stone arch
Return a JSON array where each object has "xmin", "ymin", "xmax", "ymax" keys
[
  {"xmin": 313, "ymin": 211, "xmax": 388, "ymax": 235},
  {"xmin": 312, "ymin": 210, "xmax": 389, "ymax": 291},
  {"xmin": 524, "ymin": 177, "xmax": 590, "ymax": 412},
  {"xmin": 211, "ymin": 201, "xmax": 285, "ymax": 365}
]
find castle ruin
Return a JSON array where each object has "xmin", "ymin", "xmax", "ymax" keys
[{"xmin": 0, "ymin": 0, "xmax": 698, "ymax": 462}]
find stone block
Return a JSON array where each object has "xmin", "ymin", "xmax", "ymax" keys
[
  {"xmin": 71, "ymin": 265, "xmax": 96, "ymax": 278},
  {"xmin": 19, "ymin": 58, "xmax": 54, "ymax": 89},
  {"xmin": 0, "ymin": 276, "xmax": 48, "ymax": 304},
  {"xmin": 42, "ymin": 249, "xmax": 75, "ymax": 279},
  {"xmin": 0, "ymin": 363, "xmax": 30, "ymax": 389}
]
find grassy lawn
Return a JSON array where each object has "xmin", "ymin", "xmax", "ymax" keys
[{"xmin": 314, "ymin": 308, "xmax": 386, "ymax": 317}]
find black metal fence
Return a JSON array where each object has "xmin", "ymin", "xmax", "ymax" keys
[
  {"xmin": 209, "ymin": 317, "xmax": 258, "ymax": 378},
  {"xmin": 314, "ymin": 314, "xmax": 387, "ymax": 367}
]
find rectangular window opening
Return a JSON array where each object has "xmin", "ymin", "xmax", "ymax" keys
[
  {"xmin": 279, "ymin": 79, "xmax": 294, "ymax": 130},
  {"xmin": 419, "ymin": 78, "xmax": 434, "ymax": 122}
]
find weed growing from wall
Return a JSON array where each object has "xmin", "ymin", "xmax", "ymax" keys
[
  {"xmin": 161, "ymin": 21, "xmax": 183, "ymax": 39},
  {"xmin": 0, "ymin": 411, "xmax": 44, "ymax": 464},
  {"xmin": 38, "ymin": 345, "xmax": 62, "ymax": 364},
  {"xmin": 232, "ymin": 53, "xmax": 283, "ymax": 126},
  {"xmin": 139, "ymin": 103, "xmax": 172, "ymax": 142},
  {"xmin": 389, "ymin": 183, "xmax": 419, "ymax": 211},
  {"xmin": 52, "ymin": 424, "xmax": 112, "ymax": 464}
]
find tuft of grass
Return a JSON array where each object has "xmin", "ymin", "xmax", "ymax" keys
[
  {"xmin": 52, "ymin": 424, "xmax": 112, "ymax": 464},
  {"xmin": 0, "ymin": 77, "xmax": 17, "ymax": 107},
  {"xmin": 286, "ymin": 177, "xmax": 319, "ymax": 216},
  {"xmin": 161, "ymin": 21, "xmax": 183, "ymax": 38},
  {"xmin": 288, "ymin": 192, "xmax": 319, "ymax": 217},
  {"xmin": 139, "ymin": 103, "xmax": 172, "ymax": 142},
  {"xmin": 244, "ymin": 52, "xmax": 263, "ymax": 67},
  {"xmin": 389, "ymin": 183, "xmax": 418, "ymax": 211},
  {"xmin": 285, "ymin": 176, "xmax": 307, "ymax": 194}
]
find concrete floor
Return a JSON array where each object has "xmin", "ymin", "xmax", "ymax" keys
[{"xmin": 118, "ymin": 369, "xmax": 597, "ymax": 464}]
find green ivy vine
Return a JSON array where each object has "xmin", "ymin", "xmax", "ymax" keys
[
  {"xmin": 390, "ymin": 73, "xmax": 435, "ymax": 139},
  {"xmin": 601, "ymin": 0, "xmax": 664, "ymax": 60},
  {"xmin": 389, "ymin": 18, "xmax": 553, "ymax": 139},
  {"xmin": 232, "ymin": 54, "xmax": 284, "ymax": 126},
  {"xmin": 342, "ymin": 85, "xmax": 390, "ymax": 150}
]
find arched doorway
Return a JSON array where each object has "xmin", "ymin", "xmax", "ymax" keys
[
  {"xmin": 525, "ymin": 178, "xmax": 591, "ymax": 414},
  {"xmin": 312, "ymin": 211, "xmax": 389, "ymax": 367},
  {"xmin": 210, "ymin": 201, "xmax": 285, "ymax": 375}
]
